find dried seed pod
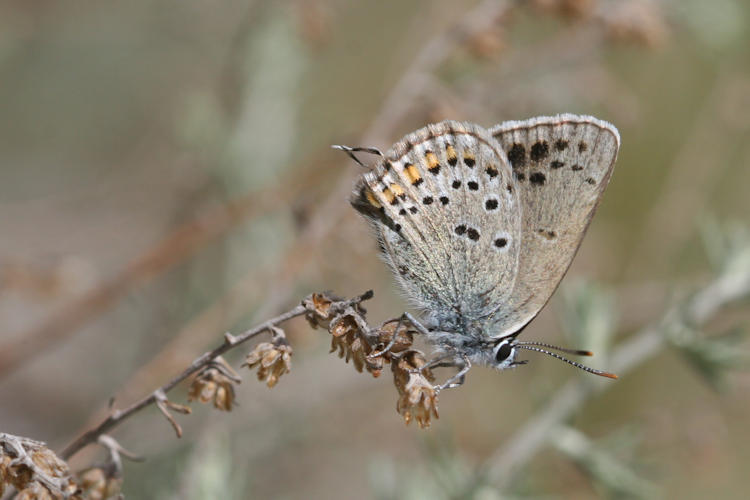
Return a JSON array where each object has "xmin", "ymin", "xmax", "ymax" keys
[
  {"xmin": 392, "ymin": 351, "xmax": 439, "ymax": 429},
  {"xmin": 329, "ymin": 314, "xmax": 385, "ymax": 377},
  {"xmin": 188, "ymin": 361, "xmax": 240, "ymax": 411},
  {"xmin": 77, "ymin": 467, "xmax": 123, "ymax": 500},
  {"xmin": 0, "ymin": 435, "xmax": 78, "ymax": 499},
  {"xmin": 15, "ymin": 483, "xmax": 56, "ymax": 500},
  {"xmin": 303, "ymin": 292, "xmax": 337, "ymax": 330},
  {"xmin": 243, "ymin": 342, "xmax": 293, "ymax": 388}
]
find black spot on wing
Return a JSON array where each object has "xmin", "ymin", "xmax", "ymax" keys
[
  {"xmin": 507, "ymin": 144, "xmax": 526, "ymax": 169},
  {"xmin": 529, "ymin": 172, "xmax": 546, "ymax": 185},
  {"xmin": 530, "ymin": 141, "xmax": 549, "ymax": 162}
]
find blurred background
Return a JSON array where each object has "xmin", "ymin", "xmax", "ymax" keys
[{"xmin": 1, "ymin": 0, "xmax": 749, "ymax": 498}]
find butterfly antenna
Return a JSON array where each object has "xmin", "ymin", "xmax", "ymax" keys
[
  {"xmin": 515, "ymin": 341, "xmax": 594, "ymax": 357},
  {"xmin": 331, "ymin": 145, "xmax": 383, "ymax": 169},
  {"xmin": 514, "ymin": 345, "xmax": 618, "ymax": 379}
]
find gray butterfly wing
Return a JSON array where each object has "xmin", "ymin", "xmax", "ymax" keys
[
  {"xmin": 351, "ymin": 121, "xmax": 522, "ymax": 331},
  {"xmin": 487, "ymin": 114, "xmax": 620, "ymax": 337}
]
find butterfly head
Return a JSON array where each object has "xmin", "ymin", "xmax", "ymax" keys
[
  {"xmin": 491, "ymin": 339, "xmax": 521, "ymax": 370},
  {"xmin": 482, "ymin": 335, "xmax": 618, "ymax": 378}
]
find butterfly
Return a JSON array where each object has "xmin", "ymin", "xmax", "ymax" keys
[{"xmin": 341, "ymin": 114, "xmax": 620, "ymax": 389}]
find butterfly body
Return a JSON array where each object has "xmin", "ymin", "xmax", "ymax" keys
[{"xmin": 350, "ymin": 115, "xmax": 620, "ymax": 375}]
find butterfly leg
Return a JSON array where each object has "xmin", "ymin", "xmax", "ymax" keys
[
  {"xmin": 403, "ymin": 311, "xmax": 432, "ymax": 335},
  {"xmin": 368, "ymin": 314, "xmax": 407, "ymax": 359},
  {"xmin": 368, "ymin": 311, "xmax": 431, "ymax": 359},
  {"xmin": 431, "ymin": 354, "xmax": 472, "ymax": 392}
]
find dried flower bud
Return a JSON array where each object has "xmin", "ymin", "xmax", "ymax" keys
[
  {"xmin": 1, "ymin": 436, "xmax": 78, "ymax": 499},
  {"xmin": 30, "ymin": 448, "xmax": 69, "ymax": 482},
  {"xmin": 392, "ymin": 351, "xmax": 439, "ymax": 429},
  {"xmin": 329, "ymin": 314, "xmax": 385, "ymax": 377},
  {"xmin": 15, "ymin": 483, "xmax": 55, "ymax": 500},
  {"xmin": 1, "ymin": 451, "xmax": 30, "ymax": 491},
  {"xmin": 0, "ymin": 454, "xmax": 8, "ymax": 495},
  {"xmin": 243, "ymin": 342, "xmax": 293, "ymax": 388},
  {"xmin": 303, "ymin": 292, "xmax": 337, "ymax": 330},
  {"xmin": 188, "ymin": 360, "xmax": 240, "ymax": 411},
  {"xmin": 77, "ymin": 467, "xmax": 123, "ymax": 500}
]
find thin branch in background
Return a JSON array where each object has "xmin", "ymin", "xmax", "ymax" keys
[
  {"xmin": 622, "ymin": 70, "xmax": 740, "ymax": 278},
  {"xmin": 486, "ymin": 235, "xmax": 750, "ymax": 489},
  {"xmin": 550, "ymin": 425, "xmax": 658, "ymax": 499}
]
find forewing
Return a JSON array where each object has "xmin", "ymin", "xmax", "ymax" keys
[
  {"xmin": 351, "ymin": 121, "xmax": 522, "ymax": 328},
  {"xmin": 487, "ymin": 114, "xmax": 620, "ymax": 336}
]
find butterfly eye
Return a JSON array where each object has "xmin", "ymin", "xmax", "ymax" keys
[{"xmin": 494, "ymin": 342, "xmax": 513, "ymax": 363}]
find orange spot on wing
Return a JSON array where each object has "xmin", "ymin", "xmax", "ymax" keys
[
  {"xmin": 365, "ymin": 190, "xmax": 381, "ymax": 208},
  {"xmin": 381, "ymin": 186, "xmax": 396, "ymax": 204},
  {"xmin": 405, "ymin": 164, "xmax": 422, "ymax": 185},
  {"xmin": 425, "ymin": 151, "xmax": 439, "ymax": 169}
]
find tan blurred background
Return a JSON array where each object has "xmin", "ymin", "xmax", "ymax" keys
[{"xmin": 1, "ymin": 0, "xmax": 750, "ymax": 498}]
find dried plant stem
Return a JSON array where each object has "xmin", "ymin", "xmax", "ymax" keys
[
  {"xmin": 486, "ymin": 267, "xmax": 750, "ymax": 488},
  {"xmin": 59, "ymin": 304, "xmax": 308, "ymax": 460}
]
